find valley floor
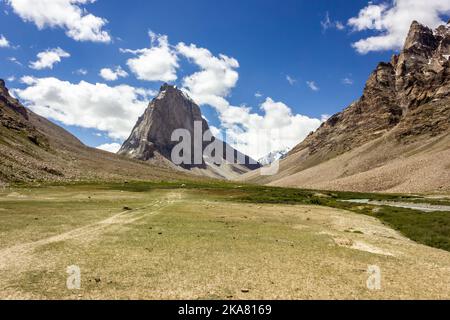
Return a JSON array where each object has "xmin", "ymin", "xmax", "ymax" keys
[{"xmin": 0, "ymin": 183, "xmax": 449, "ymax": 299}]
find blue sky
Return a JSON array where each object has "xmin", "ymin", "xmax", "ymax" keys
[{"xmin": 1, "ymin": 0, "xmax": 449, "ymax": 158}]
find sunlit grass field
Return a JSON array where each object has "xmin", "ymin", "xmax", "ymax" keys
[{"xmin": 0, "ymin": 182, "xmax": 449, "ymax": 299}]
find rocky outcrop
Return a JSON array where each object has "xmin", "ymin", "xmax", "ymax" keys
[
  {"xmin": 393, "ymin": 21, "xmax": 450, "ymax": 111},
  {"xmin": 119, "ymin": 84, "xmax": 209, "ymax": 166},
  {"xmin": 119, "ymin": 84, "xmax": 260, "ymax": 178},
  {"xmin": 0, "ymin": 79, "xmax": 28, "ymax": 120},
  {"xmin": 0, "ymin": 80, "xmax": 48, "ymax": 148},
  {"xmin": 244, "ymin": 21, "xmax": 450, "ymax": 193}
]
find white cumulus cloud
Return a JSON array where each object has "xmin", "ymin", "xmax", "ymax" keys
[
  {"xmin": 13, "ymin": 76, "xmax": 155, "ymax": 140},
  {"xmin": 96, "ymin": 142, "xmax": 121, "ymax": 153},
  {"xmin": 177, "ymin": 42, "xmax": 239, "ymax": 113},
  {"xmin": 217, "ymin": 98, "xmax": 322, "ymax": 160},
  {"xmin": 348, "ymin": 0, "xmax": 450, "ymax": 54},
  {"xmin": 6, "ymin": 0, "xmax": 111, "ymax": 43},
  {"xmin": 0, "ymin": 35, "xmax": 10, "ymax": 48},
  {"xmin": 122, "ymin": 31, "xmax": 179, "ymax": 82},
  {"xmin": 321, "ymin": 114, "xmax": 331, "ymax": 122},
  {"xmin": 29, "ymin": 48, "xmax": 70, "ymax": 70},
  {"xmin": 99, "ymin": 66, "xmax": 128, "ymax": 81}
]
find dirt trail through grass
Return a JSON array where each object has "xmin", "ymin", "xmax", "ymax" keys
[{"xmin": 0, "ymin": 191, "xmax": 185, "ymax": 271}]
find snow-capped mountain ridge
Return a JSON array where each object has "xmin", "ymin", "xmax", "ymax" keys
[{"xmin": 258, "ymin": 148, "xmax": 290, "ymax": 166}]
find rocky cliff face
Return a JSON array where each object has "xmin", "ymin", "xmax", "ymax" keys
[
  {"xmin": 119, "ymin": 84, "xmax": 209, "ymax": 166},
  {"xmin": 244, "ymin": 21, "xmax": 450, "ymax": 193},
  {"xmin": 0, "ymin": 79, "xmax": 28, "ymax": 119},
  {"xmin": 290, "ymin": 20, "xmax": 449, "ymax": 159},
  {"xmin": 119, "ymin": 84, "xmax": 260, "ymax": 178}
]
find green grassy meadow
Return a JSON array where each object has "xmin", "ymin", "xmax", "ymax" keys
[{"xmin": 0, "ymin": 181, "xmax": 449, "ymax": 299}]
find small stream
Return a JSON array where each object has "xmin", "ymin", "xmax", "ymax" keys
[{"xmin": 341, "ymin": 199, "xmax": 450, "ymax": 212}]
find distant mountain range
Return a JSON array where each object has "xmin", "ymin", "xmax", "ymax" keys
[{"xmin": 1, "ymin": 20, "xmax": 448, "ymax": 193}]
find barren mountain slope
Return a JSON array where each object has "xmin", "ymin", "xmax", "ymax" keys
[
  {"xmin": 243, "ymin": 21, "xmax": 450, "ymax": 193},
  {"xmin": 0, "ymin": 79, "xmax": 200, "ymax": 185}
]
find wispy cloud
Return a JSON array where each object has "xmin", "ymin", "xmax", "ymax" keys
[
  {"xmin": 8, "ymin": 57, "xmax": 23, "ymax": 66},
  {"xmin": 321, "ymin": 11, "xmax": 345, "ymax": 32},
  {"xmin": 74, "ymin": 69, "xmax": 88, "ymax": 76},
  {"xmin": 306, "ymin": 81, "xmax": 319, "ymax": 91},
  {"xmin": 286, "ymin": 75, "xmax": 297, "ymax": 85},
  {"xmin": 341, "ymin": 77, "xmax": 354, "ymax": 85}
]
